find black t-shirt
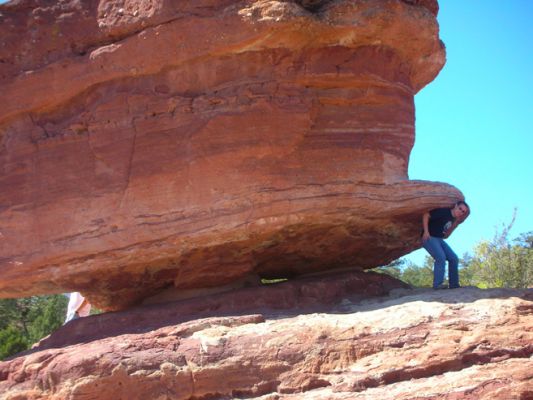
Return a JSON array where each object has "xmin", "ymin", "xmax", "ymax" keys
[{"xmin": 427, "ymin": 207, "xmax": 455, "ymax": 238}]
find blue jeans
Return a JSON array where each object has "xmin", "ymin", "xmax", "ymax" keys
[{"xmin": 422, "ymin": 237, "xmax": 459, "ymax": 288}]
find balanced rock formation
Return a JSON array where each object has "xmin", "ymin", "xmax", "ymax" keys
[
  {"xmin": 1, "ymin": 273, "xmax": 531, "ymax": 399},
  {"xmin": 0, "ymin": 0, "xmax": 462, "ymax": 309}
]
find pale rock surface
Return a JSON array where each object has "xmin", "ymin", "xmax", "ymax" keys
[
  {"xmin": 0, "ymin": 0, "xmax": 461, "ymax": 310},
  {"xmin": 0, "ymin": 273, "xmax": 531, "ymax": 400}
]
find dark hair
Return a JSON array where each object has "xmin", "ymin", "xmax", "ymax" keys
[{"xmin": 455, "ymin": 200, "xmax": 469, "ymax": 209}]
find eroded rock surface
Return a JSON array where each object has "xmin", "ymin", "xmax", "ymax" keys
[
  {"xmin": 0, "ymin": 0, "xmax": 462, "ymax": 309},
  {"xmin": 1, "ymin": 273, "xmax": 531, "ymax": 400}
]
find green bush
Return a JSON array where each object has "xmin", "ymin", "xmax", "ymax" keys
[
  {"xmin": 375, "ymin": 225, "xmax": 531, "ymax": 289},
  {"xmin": 462, "ymin": 230, "xmax": 532, "ymax": 289},
  {"xmin": 0, "ymin": 326, "xmax": 29, "ymax": 360}
]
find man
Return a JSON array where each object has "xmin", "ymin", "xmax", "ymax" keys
[{"xmin": 422, "ymin": 201, "xmax": 470, "ymax": 289}]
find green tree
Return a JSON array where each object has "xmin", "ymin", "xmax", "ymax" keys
[
  {"xmin": 458, "ymin": 252, "xmax": 476, "ymax": 286},
  {"xmin": 462, "ymin": 220, "xmax": 532, "ymax": 289},
  {"xmin": 373, "ymin": 257, "xmax": 434, "ymax": 288},
  {"xmin": 28, "ymin": 295, "xmax": 69, "ymax": 343},
  {"xmin": 401, "ymin": 256, "xmax": 434, "ymax": 287},
  {"xmin": 0, "ymin": 297, "xmax": 36, "ymax": 337},
  {"xmin": 0, "ymin": 326, "xmax": 28, "ymax": 360},
  {"xmin": 0, "ymin": 294, "xmax": 68, "ymax": 360}
]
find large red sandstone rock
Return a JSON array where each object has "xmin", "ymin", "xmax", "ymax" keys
[
  {"xmin": 1, "ymin": 273, "xmax": 531, "ymax": 400},
  {"xmin": 0, "ymin": 0, "xmax": 462, "ymax": 309}
]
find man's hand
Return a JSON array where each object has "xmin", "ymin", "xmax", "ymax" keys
[{"xmin": 422, "ymin": 231, "xmax": 430, "ymax": 242}]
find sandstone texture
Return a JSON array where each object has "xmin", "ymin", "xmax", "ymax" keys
[
  {"xmin": 0, "ymin": 0, "xmax": 462, "ymax": 309},
  {"xmin": 1, "ymin": 273, "xmax": 531, "ymax": 400}
]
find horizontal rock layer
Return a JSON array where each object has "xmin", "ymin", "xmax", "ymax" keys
[
  {"xmin": 1, "ymin": 273, "xmax": 531, "ymax": 399},
  {"xmin": 0, "ymin": 0, "xmax": 458, "ymax": 309}
]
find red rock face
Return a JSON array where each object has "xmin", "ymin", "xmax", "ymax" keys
[
  {"xmin": 0, "ymin": 0, "xmax": 461, "ymax": 309},
  {"xmin": 0, "ymin": 276, "xmax": 531, "ymax": 399}
]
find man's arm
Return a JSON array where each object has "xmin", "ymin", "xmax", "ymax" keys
[{"xmin": 422, "ymin": 212, "xmax": 430, "ymax": 241}]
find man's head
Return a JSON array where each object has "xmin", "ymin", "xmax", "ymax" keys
[{"xmin": 452, "ymin": 200, "xmax": 470, "ymax": 221}]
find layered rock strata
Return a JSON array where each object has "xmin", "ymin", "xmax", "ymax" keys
[
  {"xmin": 0, "ymin": 0, "xmax": 461, "ymax": 309},
  {"xmin": 1, "ymin": 274, "xmax": 531, "ymax": 400}
]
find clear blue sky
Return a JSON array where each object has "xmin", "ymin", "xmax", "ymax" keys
[
  {"xmin": 1, "ymin": 0, "xmax": 531, "ymax": 263},
  {"xmin": 407, "ymin": 0, "xmax": 533, "ymax": 264}
]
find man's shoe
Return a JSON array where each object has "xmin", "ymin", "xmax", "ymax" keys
[
  {"xmin": 433, "ymin": 283, "xmax": 448, "ymax": 290},
  {"xmin": 449, "ymin": 285, "xmax": 461, "ymax": 289}
]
